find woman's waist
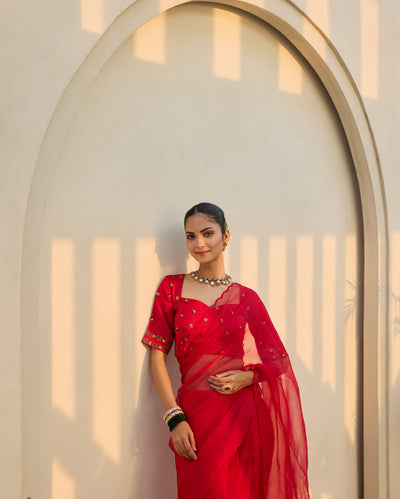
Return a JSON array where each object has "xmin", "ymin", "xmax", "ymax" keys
[
  {"xmin": 177, "ymin": 383, "xmax": 256, "ymax": 430},
  {"xmin": 179, "ymin": 353, "xmax": 243, "ymax": 390}
]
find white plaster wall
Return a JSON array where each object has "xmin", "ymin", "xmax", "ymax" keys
[
  {"xmin": 0, "ymin": 1, "xmax": 399, "ymax": 498},
  {"xmin": 27, "ymin": 4, "xmax": 362, "ymax": 498}
]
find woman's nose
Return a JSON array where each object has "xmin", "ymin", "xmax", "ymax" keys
[{"xmin": 195, "ymin": 236, "xmax": 206, "ymax": 248}]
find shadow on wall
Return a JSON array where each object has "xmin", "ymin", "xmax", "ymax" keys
[
  {"xmin": 154, "ymin": 210, "xmax": 189, "ymax": 276},
  {"xmin": 130, "ymin": 211, "xmax": 186, "ymax": 498}
]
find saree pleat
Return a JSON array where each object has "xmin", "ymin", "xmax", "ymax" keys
[{"xmin": 142, "ymin": 274, "xmax": 309, "ymax": 499}]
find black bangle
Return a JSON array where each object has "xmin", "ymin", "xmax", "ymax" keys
[{"xmin": 168, "ymin": 412, "xmax": 187, "ymax": 431}]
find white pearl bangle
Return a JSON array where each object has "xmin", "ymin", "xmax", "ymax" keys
[{"xmin": 163, "ymin": 406, "xmax": 182, "ymax": 423}]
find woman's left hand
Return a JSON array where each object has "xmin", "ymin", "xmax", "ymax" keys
[{"xmin": 208, "ymin": 370, "xmax": 254, "ymax": 395}]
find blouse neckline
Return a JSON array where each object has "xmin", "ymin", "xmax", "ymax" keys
[{"xmin": 174, "ymin": 273, "xmax": 238, "ymax": 309}]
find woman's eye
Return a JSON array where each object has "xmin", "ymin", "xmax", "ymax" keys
[
  {"xmin": 186, "ymin": 235, "xmax": 194, "ymax": 240},
  {"xmin": 204, "ymin": 232, "xmax": 213, "ymax": 237}
]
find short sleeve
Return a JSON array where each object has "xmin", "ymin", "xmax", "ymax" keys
[{"xmin": 142, "ymin": 277, "xmax": 175, "ymax": 354}]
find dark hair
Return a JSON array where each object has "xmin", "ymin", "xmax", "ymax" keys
[{"xmin": 184, "ymin": 202, "xmax": 227, "ymax": 234}]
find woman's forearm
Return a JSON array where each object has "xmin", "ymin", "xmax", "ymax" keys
[
  {"xmin": 150, "ymin": 348, "xmax": 197, "ymax": 460},
  {"xmin": 150, "ymin": 348, "xmax": 178, "ymax": 410}
]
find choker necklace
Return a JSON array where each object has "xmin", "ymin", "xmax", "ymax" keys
[{"xmin": 190, "ymin": 271, "xmax": 232, "ymax": 287}]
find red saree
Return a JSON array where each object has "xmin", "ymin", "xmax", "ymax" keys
[{"xmin": 142, "ymin": 274, "xmax": 309, "ymax": 499}]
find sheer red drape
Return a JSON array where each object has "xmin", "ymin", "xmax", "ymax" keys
[{"xmin": 143, "ymin": 275, "xmax": 309, "ymax": 499}]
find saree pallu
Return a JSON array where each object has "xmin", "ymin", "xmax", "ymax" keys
[{"xmin": 142, "ymin": 274, "xmax": 310, "ymax": 499}]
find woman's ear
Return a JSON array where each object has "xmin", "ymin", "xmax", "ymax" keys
[{"xmin": 223, "ymin": 229, "xmax": 231, "ymax": 249}]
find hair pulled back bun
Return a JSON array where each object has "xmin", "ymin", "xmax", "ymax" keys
[{"xmin": 184, "ymin": 202, "xmax": 227, "ymax": 235}]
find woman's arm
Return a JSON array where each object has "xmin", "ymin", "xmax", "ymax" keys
[
  {"xmin": 150, "ymin": 348, "xmax": 178, "ymax": 410},
  {"xmin": 150, "ymin": 349, "xmax": 197, "ymax": 460}
]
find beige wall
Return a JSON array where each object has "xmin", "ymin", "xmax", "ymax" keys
[{"xmin": 1, "ymin": 1, "xmax": 398, "ymax": 498}]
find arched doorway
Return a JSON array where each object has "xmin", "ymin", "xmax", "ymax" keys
[{"xmin": 21, "ymin": 2, "xmax": 388, "ymax": 498}]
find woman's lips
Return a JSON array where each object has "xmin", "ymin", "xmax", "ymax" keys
[{"xmin": 196, "ymin": 250, "xmax": 210, "ymax": 256}]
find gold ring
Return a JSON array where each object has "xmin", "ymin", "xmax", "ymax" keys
[{"xmin": 223, "ymin": 383, "xmax": 233, "ymax": 392}]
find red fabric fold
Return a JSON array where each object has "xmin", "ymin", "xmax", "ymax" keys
[{"xmin": 142, "ymin": 275, "xmax": 309, "ymax": 499}]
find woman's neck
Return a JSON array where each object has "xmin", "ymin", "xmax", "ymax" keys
[{"xmin": 197, "ymin": 261, "xmax": 226, "ymax": 280}]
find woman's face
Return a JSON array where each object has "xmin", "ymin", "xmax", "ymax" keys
[{"xmin": 185, "ymin": 213, "xmax": 229, "ymax": 264}]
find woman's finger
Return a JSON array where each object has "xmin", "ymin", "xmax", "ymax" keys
[
  {"xmin": 209, "ymin": 380, "xmax": 237, "ymax": 391},
  {"xmin": 208, "ymin": 379, "xmax": 223, "ymax": 389},
  {"xmin": 213, "ymin": 382, "xmax": 237, "ymax": 394},
  {"xmin": 172, "ymin": 422, "xmax": 197, "ymax": 460},
  {"xmin": 185, "ymin": 444, "xmax": 197, "ymax": 460},
  {"xmin": 215, "ymin": 370, "xmax": 237, "ymax": 378},
  {"xmin": 208, "ymin": 375, "xmax": 234, "ymax": 384},
  {"xmin": 188, "ymin": 429, "xmax": 197, "ymax": 452},
  {"xmin": 175, "ymin": 439, "xmax": 192, "ymax": 460},
  {"xmin": 209, "ymin": 382, "xmax": 234, "ymax": 393},
  {"xmin": 179, "ymin": 436, "xmax": 196, "ymax": 460}
]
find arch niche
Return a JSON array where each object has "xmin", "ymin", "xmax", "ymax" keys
[{"xmin": 22, "ymin": 1, "xmax": 388, "ymax": 498}]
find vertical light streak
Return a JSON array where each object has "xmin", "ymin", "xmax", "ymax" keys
[
  {"xmin": 223, "ymin": 245, "xmax": 231, "ymax": 276},
  {"xmin": 213, "ymin": 8, "xmax": 241, "ymax": 81},
  {"xmin": 186, "ymin": 254, "xmax": 198, "ymax": 274},
  {"xmin": 268, "ymin": 236, "xmax": 287, "ymax": 343},
  {"xmin": 133, "ymin": 12, "xmax": 166, "ymax": 64},
  {"xmin": 321, "ymin": 235, "xmax": 337, "ymax": 391},
  {"xmin": 80, "ymin": 0, "xmax": 104, "ymax": 33},
  {"xmin": 361, "ymin": 0, "xmax": 379, "ymax": 99},
  {"xmin": 158, "ymin": 0, "xmax": 172, "ymax": 9},
  {"xmin": 51, "ymin": 239, "xmax": 75, "ymax": 420},
  {"xmin": 344, "ymin": 234, "xmax": 357, "ymax": 442},
  {"xmin": 92, "ymin": 239, "xmax": 121, "ymax": 462},
  {"xmin": 278, "ymin": 45, "xmax": 303, "ymax": 95},
  {"xmin": 240, "ymin": 236, "xmax": 259, "ymax": 292},
  {"xmin": 295, "ymin": 236, "xmax": 313, "ymax": 372},
  {"xmin": 134, "ymin": 238, "xmax": 162, "ymax": 335},
  {"xmin": 134, "ymin": 238, "xmax": 161, "ymax": 407},
  {"xmin": 306, "ymin": 0, "xmax": 330, "ymax": 32},
  {"xmin": 52, "ymin": 457, "xmax": 75, "ymax": 499},
  {"xmin": 391, "ymin": 231, "xmax": 400, "ymax": 386},
  {"xmin": 303, "ymin": 0, "xmax": 330, "ymax": 60}
]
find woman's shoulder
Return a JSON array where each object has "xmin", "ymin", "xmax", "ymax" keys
[
  {"xmin": 157, "ymin": 273, "xmax": 186, "ymax": 291},
  {"xmin": 153, "ymin": 274, "xmax": 186, "ymax": 301},
  {"xmin": 234, "ymin": 282, "xmax": 263, "ymax": 303},
  {"xmin": 162, "ymin": 273, "xmax": 186, "ymax": 283}
]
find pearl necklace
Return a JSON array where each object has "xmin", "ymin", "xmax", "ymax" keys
[{"xmin": 190, "ymin": 271, "xmax": 232, "ymax": 287}]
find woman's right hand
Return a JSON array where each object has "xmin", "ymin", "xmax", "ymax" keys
[{"xmin": 171, "ymin": 421, "xmax": 197, "ymax": 460}]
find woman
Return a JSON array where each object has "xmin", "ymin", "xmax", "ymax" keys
[{"xmin": 142, "ymin": 202, "xmax": 309, "ymax": 499}]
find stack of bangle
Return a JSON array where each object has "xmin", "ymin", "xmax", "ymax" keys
[{"xmin": 163, "ymin": 406, "xmax": 187, "ymax": 431}]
